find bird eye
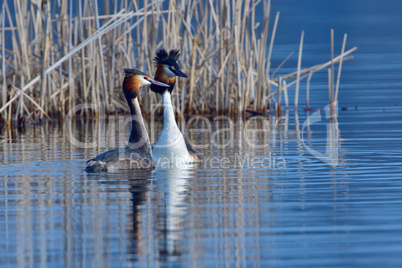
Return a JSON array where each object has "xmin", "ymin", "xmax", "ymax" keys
[
  {"xmin": 144, "ymin": 77, "xmax": 148, "ymax": 80},
  {"xmin": 169, "ymin": 66, "xmax": 176, "ymax": 71}
]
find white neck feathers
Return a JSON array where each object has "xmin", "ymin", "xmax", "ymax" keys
[{"xmin": 162, "ymin": 91, "xmax": 178, "ymax": 132}]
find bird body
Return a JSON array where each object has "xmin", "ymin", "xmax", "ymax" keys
[
  {"xmin": 152, "ymin": 91, "xmax": 195, "ymax": 166},
  {"xmin": 86, "ymin": 147, "xmax": 154, "ymax": 172},
  {"xmin": 85, "ymin": 69, "xmax": 169, "ymax": 172},
  {"xmin": 150, "ymin": 49, "xmax": 200, "ymax": 166}
]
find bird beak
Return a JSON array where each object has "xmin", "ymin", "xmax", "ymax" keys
[
  {"xmin": 149, "ymin": 79, "xmax": 170, "ymax": 87},
  {"xmin": 172, "ymin": 69, "xmax": 189, "ymax": 78}
]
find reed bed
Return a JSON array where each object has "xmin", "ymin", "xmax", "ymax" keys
[{"xmin": 0, "ymin": 0, "xmax": 355, "ymax": 125}]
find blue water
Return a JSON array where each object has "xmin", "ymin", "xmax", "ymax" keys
[
  {"xmin": 2, "ymin": 1, "xmax": 402, "ymax": 267},
  {"xmin": 270, "ymin": 0, "xmax": 402, "ymax": 108},
  {"xmin": 1, "ymin": 108, "xmax": 402, "ymax": 267}
]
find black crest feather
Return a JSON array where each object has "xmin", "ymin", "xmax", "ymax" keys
[
  {"xmin": 153, "ymin": 49, "xmax": 181, "ymax": 66},
  {"xmin": 169, "ymin": 49, "xmax": 181, "ymax": 61},
  {"xmin": 124, "ymin": 68, "xmax": 147, "ymax": 77}
]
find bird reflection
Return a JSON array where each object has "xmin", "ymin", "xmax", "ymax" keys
[
  {"xmin": 155, "ymin": 167, "xmax": 193, "ymax": 261},
  {"xmin": 128, "ymin": 178, "xmax": 150, "ymax": 259},
  {"xmin": 127, "ymin": 166, "xmax": 195, "ymax": 264}
]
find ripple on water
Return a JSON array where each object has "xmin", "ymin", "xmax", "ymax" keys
[{"xmin": 1, "ymin": 108, "xmax": 402, "ymax": 266}]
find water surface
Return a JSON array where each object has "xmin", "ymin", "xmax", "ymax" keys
[{"xmin": 1, "ymin": 108, "xmax": 402, "ymax": 266}]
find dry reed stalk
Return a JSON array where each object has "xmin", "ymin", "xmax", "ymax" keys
[
  {"xmin": 1, "ymin": 4, "xmax": 7, "ymax": 120},
  {"xmin": 217, "ymin": 15, "xmax": 224, "ymax": 113},
  {"xmin": 78, "ymin": 0, "xmax": 88, "ymax": 116},
  {"xmin": 0, "ymin": 76, "xmax": 40, "ymax": 115},
  {"xmin": 256, "ymin": 1, "xmax": 271, "ymax": 112},
  {"xmin": 240, "ymin": 0, "xmax": 250, "ymax": 46},
  {"xmin": 335, "ymin": 34, "xmax": 347, "ymax": 102},
  {"xmin": 234, "ymin": 25, "xmax": 242, "ymax": 116},
  {"xmin": 266, "ymin": 11, "xmax": 279, "ymax": 109},
  {"xmin": 244, "ymin": 50, "xmax": 254, "ymax": 111},
  {"xmin": 277, "ymin": 76, "xmax": 282, "ymax": 114},
  {"xmin": 271, "ymin": 51, "xmax": 294, "ymax": 79},
  {"xmin": 328, "ymin": 68, "xmax": 332, "ymax": 103},
  {"xmin": 11, "ymin": 83, "xmax": 50, "ymax": 119},
  {"xmin": 306, "ymin": 72, "xmax": 313, "ymax": 107},
  {"xmin": 15, "ymin": 0, "xmax": 31, "ymax": 80},
  {"xmin": 60, "ymin": 0, "xmax": 68, "ymax": 63},
  {"xmin": 40, "ymin": 1, "xmax": 50, "ymax": 119},
  {"xmin": 282, "ymin": 79, "xmax": 289, "ymax": 108},
  {"xmin": 294, "ymin": 31, "xmax": 304, "ymax": 109},
  {"xmin": 274, "ymin": 57, "xmax": 353, "ymax": 94},
  {"xmin": 329, "ymin": 29, "xmax": 334, "ymax": 104},
  {"xmin": 108, "ymin": 3, "xmax": 118, "ymax": 115},
  {"xmin": 188, "ymin": 36, "xmax": 197, "ymax": 114},
  {"xmin": 68, "ymin": 0, "xmax": 74, "ymax": 115},
  {"xmin": 94, "ymin": 0, "xmax": 109, "ymax": 110},
  {"xmin": 4, "ymin": 2, "xmax": 19, "ymax": 79},
  {"xmin": 17, "ymin": 76, "xmax": 24, "ymax": 122},
  {"xmin": 275, "ymin": 47, "xmax": 356, "ymax": 82}
]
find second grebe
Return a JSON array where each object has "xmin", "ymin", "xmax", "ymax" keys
[
  {"xmin": 150, "ymin": 49, "xmax": 200, "ymax": 166},
  {"xmin": 85, "ymin": 69, "xmax": 170, "ymax": 172}
]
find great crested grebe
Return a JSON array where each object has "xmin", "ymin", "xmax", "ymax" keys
[
  {"xmin": 150, "ymin": 49, "xmax": 200, "ymax": 166},
  {"xmin": 85, "ymin": 69, "xmax": 170, "ymax": 172}
]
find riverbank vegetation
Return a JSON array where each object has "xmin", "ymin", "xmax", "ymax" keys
[{"xmin": 0, "ymin": 0, "xmax": 355, "ymax": 125}]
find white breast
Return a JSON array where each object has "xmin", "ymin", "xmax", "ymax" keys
[{"xmin": 152, "ymin": 92, "xmax": 194, "ymax": 168}]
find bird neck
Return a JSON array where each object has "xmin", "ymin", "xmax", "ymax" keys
[
  {"xmin": 126, "ymin": 96, "xmax": 151, "ymax": 151},
  {"xmin": 162, "ymin": 91, "xmax": 179, "ymax": 131}
]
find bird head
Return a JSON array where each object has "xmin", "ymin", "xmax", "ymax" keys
[
  {"xmin": 123, "ymin": 69, "xmax": 169, "ymax": 99},
  {"xmin": 151, "ymin": 49, "xmax": 188, "ymax": 94}
]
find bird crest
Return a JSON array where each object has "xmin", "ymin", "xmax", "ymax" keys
[
  {"xmin": 153, "ymin": 49, "xmax": 181, "ymax": 66},
  {"xmin": 124, "ymin": 68, "xmax": 147, "ymax": 77}
]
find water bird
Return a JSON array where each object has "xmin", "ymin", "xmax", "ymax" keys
[
  {"xmin": 85, "ymin": 69, "xmax": 170, "ymax": 172},
  {"xmin": 150, "ymin": 49, "xmax": 200, "ymax": 166}
]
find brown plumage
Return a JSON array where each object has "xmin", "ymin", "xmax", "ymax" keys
[
  {"xmin": 123, "ymin": 75, "xmax": 141, "ymax": 98},
  {"xmin": 154, "ymin": 64, "xmax": 177, "ymax": 85}
]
